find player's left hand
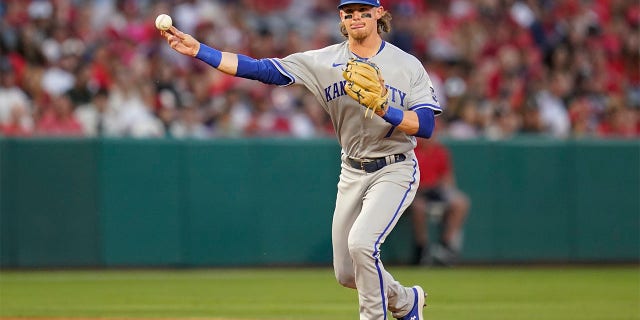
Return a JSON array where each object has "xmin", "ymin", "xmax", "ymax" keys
[{"xmin": 343, "ymin": 59, "xmax": 389, "ymax": 118}]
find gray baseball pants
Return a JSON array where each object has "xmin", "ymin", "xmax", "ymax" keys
[{"xmin": 332, "ymin": 151, "xmax": 420, "ymax": 320}]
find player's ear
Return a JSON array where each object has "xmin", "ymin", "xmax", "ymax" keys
[{"xmin": 375, "ymin": 6, "xmax": 385, "ymax": 19}]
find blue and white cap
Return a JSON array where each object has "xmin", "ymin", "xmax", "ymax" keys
[{"xmin": 338, "ymin": 0, "xmax": 381, "ymax": 9}]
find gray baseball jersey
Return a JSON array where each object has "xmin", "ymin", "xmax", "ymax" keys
[
  {"xmin": 272, "ymin": 40, "xmax": 441, "ymax": 159},
  {"xmin": 271, "ymin": 40, "xmax": 440, "ymax": 320}
]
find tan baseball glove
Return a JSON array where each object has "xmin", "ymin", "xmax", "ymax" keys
[{"xmin": 342, "ymin": 59, "xmax": 390, "ymax": 118}]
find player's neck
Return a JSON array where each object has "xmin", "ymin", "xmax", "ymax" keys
[{"xmin": 348, "ymin": 35, "xmax": 382, "ymax": 59}]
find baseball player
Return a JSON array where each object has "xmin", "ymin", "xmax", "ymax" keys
[{"xmin": 160, "ymin": 1, "xmax": 441, "ymax": 319}]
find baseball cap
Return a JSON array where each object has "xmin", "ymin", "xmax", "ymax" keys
[{"xmin": 338, "ymin": 0, "xmax": 381, "ymax": 9}]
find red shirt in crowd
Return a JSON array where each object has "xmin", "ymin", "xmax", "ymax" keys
[
  {"xmin": 36, "ymin": 111, "xmax": 83, "ymax": 136},
  {"xmin": 414, "ymin": 140, "xmax": 452, "ymax": 189},
  {"xmin": 0, "ymin": 123, "xmax": 31, "ymax": 137}
]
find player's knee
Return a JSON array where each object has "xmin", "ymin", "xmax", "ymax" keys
[
  {"xmin": 457, "ymin": 194, "xmax": 470, "ymax": 213},
  {"xmin": 452, "ymin": 193, "xmax": 470, "ymax": 212},
  {"xmin": 334, "ymin": 270, "xmax": 356, "ymax": 289},
  {"xmin": 347, "ymin": 239, "xmax": 374, "ymax": 261}
]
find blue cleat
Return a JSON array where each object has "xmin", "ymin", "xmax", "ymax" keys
[{"xmin": 397, "ymin": 286, "xmax": 427, "ymax": 320}]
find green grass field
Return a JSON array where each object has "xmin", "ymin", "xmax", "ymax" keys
[{"xmin": 0, "ymin": 266, "xmax": 638, "ymax": 320}]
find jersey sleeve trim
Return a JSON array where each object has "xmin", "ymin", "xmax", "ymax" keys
[
  {"xmin": 268, "ymin": 58, "xmax": 296, "ymax": 87},
  {"xmin": 409, "ymin": 103, "xmax": 442, "ymax": 115}
]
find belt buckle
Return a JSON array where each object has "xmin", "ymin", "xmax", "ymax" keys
[{"xmin": 360, "ymin": 159, "xmax": 373, "ymax": 171}]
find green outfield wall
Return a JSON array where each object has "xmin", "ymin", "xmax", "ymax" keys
[{"xmin": 0, "ymin": 137, "xmax": 638, "ymax": 268}]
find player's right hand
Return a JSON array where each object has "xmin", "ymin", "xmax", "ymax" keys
[{"xmin": 160, "ymin": 26, "xmax": 200, "ymax": 57}]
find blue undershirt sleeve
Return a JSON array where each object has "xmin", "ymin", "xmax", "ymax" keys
[
  {"xmin": 236, "ymin": 55, "xmax": 291, "ymax": 86},
  {"xmin": 194, "ymin": 44, "xmax": 291, "ymax": 86},
  {"xmin": 415, "ymin": 108, "xmax": 435, "ymax": 138}
]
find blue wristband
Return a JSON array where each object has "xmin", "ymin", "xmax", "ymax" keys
[
  {"xmin": 382, "ymin": 106, "xmax": 404, "ymax": 126},
  {"xmin": 195, "ymin": 44, "xmax": 222, "ymax": 68}
]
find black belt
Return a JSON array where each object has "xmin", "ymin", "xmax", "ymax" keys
[{"xmin": 347, "ymin": 154, "xmax": 406, "ymax": 173}]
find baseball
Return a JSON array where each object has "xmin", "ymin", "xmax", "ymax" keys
[{"xmin": 155, "ymin": 14, "xmax": 172, "ymax": 31}]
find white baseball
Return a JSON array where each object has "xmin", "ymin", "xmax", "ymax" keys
[{"xmin": 155, "ymin": 14, "xmax": 172, "ymax": 31}]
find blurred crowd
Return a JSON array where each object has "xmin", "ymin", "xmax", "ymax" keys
[{"xmin": 0, "ymin": 0, "xmax": 638, "ymax": 139}]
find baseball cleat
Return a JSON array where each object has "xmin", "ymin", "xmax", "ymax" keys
[{"xmin": 397, "ymin": 286, "xmax": 427, "ymax": 320}]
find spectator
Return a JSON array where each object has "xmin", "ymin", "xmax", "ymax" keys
[
  {"xmin": 35, "ymin": 94, "xmax": 83, "ymax": 136},
  {"xmin": 170, "ymin": 105, "xmax": 210, "ymax": 139},
  {"xmin": 409, "ymin": 124, "xmax": 470, "ymax": 266},
  {"xmin": 0, "ymin": 0, "xmax": 638, "ymax": 140},
  {"xmin": 519, "ymin": 98, "xmax": 545, "ymax": 135},
  {"xmin": 0, "ymin": 103, "xmax": 33, "ymax": 136},
  {"xmin": 74, "ymin": 88, "xmax": 119, "ymax": 137},
  {"xmin": 597, "ymin": 96, "xmax": 640, "ymax": 138},
  {"xmin": 484, "ymin": 105, "xmax": 520, "ymax": 140},
  {"xmin": 243, "ymin": 90, "xmax": 291, "ymax": 137},
  {"xmin": 447, "ymin": 96, "xmax": 481, "ymax": 139},
  {"xmin": 65, "ymin": 63, "xmax": 94, "ymax": 107},
  {"xmin": 0, "ymin": 62, "xmax": 31, "ymax": 129},
  {"xmin": 209, "ymin": 89, "xmax": 252, "ymax": 138},
  {"xmin": 533, "ymin": 72, "xmax": 572, "ymax": 138},
  {"xmin": 290, "ymin": 91, "xmax": 335, "ymax": 138},
  {"xmin": 40, "ymin": 48, "xmax": 77, "ymax": 97},
  {"xmin": 109, "ymin": 68, "xmax": 164, "ymax": 138}
]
